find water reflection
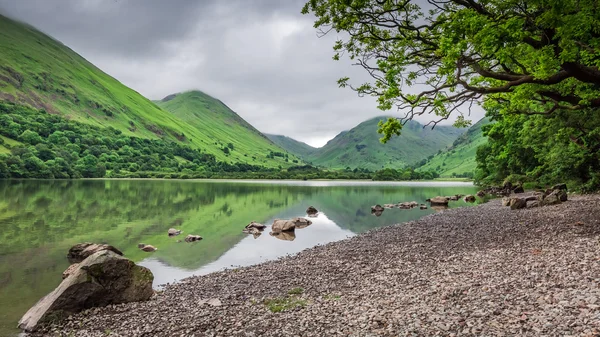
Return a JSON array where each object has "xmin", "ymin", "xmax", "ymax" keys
[{"xmin": 0, "ymin": 179, "xmax": 479, "ymax": 336}]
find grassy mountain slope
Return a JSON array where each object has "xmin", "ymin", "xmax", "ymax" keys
[
  {"xmin": 155, "ymin": 91, "xmax": 301, "ymax": 165},
  {"xmin": 265, "ymin": 134, "xmax": 316, "ymax": 159},
  {"xmin": 305, "ymin": 117, "xmax": 464, "ymax": 170},
  {"xmin": 416, "ymin": 117, "xmax": 490, "ymax": 177},
  {"xmin": 0, "ymin": 15, "xmax": 291, "ymax": 167}
]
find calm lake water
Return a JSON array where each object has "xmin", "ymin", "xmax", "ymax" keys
[{"xmin": 0, "ymin": 179, "xmax": 479, "ymax": 335}]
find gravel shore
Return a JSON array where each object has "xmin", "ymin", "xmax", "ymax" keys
[{"xmin": 37, "ymin": 195, "xmax": 600, "ymax": 336}]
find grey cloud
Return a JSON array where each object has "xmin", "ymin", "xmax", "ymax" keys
[{"xmin": 0, "ymin": 0, "xmax": 483, "ymax": 147}]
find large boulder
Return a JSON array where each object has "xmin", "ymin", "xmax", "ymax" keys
[
  {"xmin": 66, "ymin": 243, "xmax": 123, "ymax": 264},
  {"xmin": 19, "ymin": 250, "xmax": 153, "ymax": 332},
  {"xmin": 542, "ymin": 189, "xmax": 565, "ymax": 205},
  {"xmin": 509, "ymin": 197, "xmax": 527, "ymax": 210},
  {"xmin": 271, "ymin": 219, "xmax": 296, "ymax": 233},
  {"xmin": 429, "ymin": 196, "xmax": 449, "ymax": 206}
]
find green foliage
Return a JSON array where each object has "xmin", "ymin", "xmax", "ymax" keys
[
  {"xmin": 303, "ymin": 0, "xmax": 600, "ymax": 142},
  {"xmin": 417, "ymin": 118, "xmax": 490, "ymax": 178},
  {"xmin": 287, "ymin": 287, "xmax": 304, "ymax": 295},
  {"xmin": 372, "ymin": 167, "xmax": 439, "ymax": 181},
  {"xmin": 475, "ymin": 110, "xmax": 600, "ymax": 191},
  {"xmin": 266, "ymin": 134, "xmax": 316, "ymax": 159}
]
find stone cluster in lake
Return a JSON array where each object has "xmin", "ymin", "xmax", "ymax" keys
[{"xmin": 19, "ymin": 244, "xmax": 153, "ymax": 332}]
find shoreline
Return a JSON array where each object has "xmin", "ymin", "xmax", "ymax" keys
[{"xmin": 34, "ymin": 194, "xmax": 600, "ymax": 336}]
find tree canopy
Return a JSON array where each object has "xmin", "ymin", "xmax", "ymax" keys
[{"xmin": 302, "ymin": 0, "xmax": 600, "ymax": 140}]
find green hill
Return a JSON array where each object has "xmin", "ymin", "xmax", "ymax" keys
[
  {"xmin": 0, "ymin": 14, "xmax": 291, "ymax": 167},
  {"xmin": 303, "ymin": 117, "xmax": 464, "ymax": 170},
  {"xmin": 265, "ymin": 134, "xmax": 316, "ymax": 159},
  {"xmin": 416, "ymin": 117, "xmax": 490, "ymax": 177},
  {"xmin": 155, "ymin": 91, "xmax": 300, "ymax": 165}
]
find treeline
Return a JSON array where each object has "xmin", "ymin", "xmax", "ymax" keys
[
  {"xmin": 371, "ymin": 168, "xmax": 440, "ymax": 181},
  {"xmin": 475, "ymin": 109, "xmax": 600, "ymax": 191},
  {"xmin": 0, "ymin": 103, "xmax": 441, "ymax": 181}
]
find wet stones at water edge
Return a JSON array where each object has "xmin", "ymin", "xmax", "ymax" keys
[
  {"xmin": 464, "ymin": 195, "xmax": 476, "ymax": 203},
  {"xmin": 19, "ymin": 247, "xmax": 153, "ymax": 332},
  {"xmin": 477, "ymin": 181, "xmax": 525, "ymax": 197},
  {"xmin": 271, "ymin": 217, "xmax": 312, "ymax": 233},
  {"xmin": 371, "ymin": 204, "xmax": 384, "ymax": 216},
  {"xmin": 168, "ymin": 228, "xmax": 182, "ymax": 236},
  {"xmin": 429, "ymin": 196, "xmax": 450, "ymax": 207},
  {"xmin": 501, "ymin": 184, "xmax": 569, "ymax": 210},
  {"xmin": 184, "ymin": 234, "xmax": 203, "ymax": 242},
  {"xmin": 139, "ymin": 244, "xmax": 158, "ymax": 252},
  {"xmin": 67, "ymin": 242, "xmax": 123, "ymax": 264},
  {"xmin": 306, "ymin": 206, "xmax": 319, "ymax": 217},
  {"xmin": 244, "ymin": 221, "xmax": 266, "ymax": 239}
]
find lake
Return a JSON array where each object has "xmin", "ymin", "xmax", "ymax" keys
[{"xmin": 0, "ymin": 179, "xmax": 479, "ymax": 335}]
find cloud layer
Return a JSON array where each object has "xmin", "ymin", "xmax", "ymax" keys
[{"xmin": 0, "ymin": 0, "xmax": 483, "ymax": 147}]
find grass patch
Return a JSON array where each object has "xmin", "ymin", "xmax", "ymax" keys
[
  {"xmin": 287, "ymin": 287, "xmax": 304, "ymax": 295},
  {"xmin": 323, "ymin": 294, "xmax": 341, "ymax": 300},
  {"xmin": 264, "ymin": 296, "xmax": 307, "ymax": 313}
]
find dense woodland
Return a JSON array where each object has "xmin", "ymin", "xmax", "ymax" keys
[{"xmin": 0, "ymin": 103, "xmax": 441, "ymax": 181}]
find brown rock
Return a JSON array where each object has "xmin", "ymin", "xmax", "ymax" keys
[
  {"xmin": 271, "ymin": 219, "xmax": 296, "ymax": 233},
  {"xmin": 371, "ymin": 205, "xmax": 384, "ymax": 213},
  {"xmin": 419, "ymin": 204, "xmax": 428, "ymax": 210},
  {"xmin": 464, "ymin": 195, "xmax": 476, "ymax": 203},
  {"xmin": 306, "ymin": 206, "xmax": 318, "ymax": 214},
  {"xmin": 526, "ymin": 200, "xmax": 540, "ymax": 208},
  {"xmin": 502, "ymin": 198, "xmax": 511, "ymax": 207},
  {"xmin": 140, "ymin": 245, "xmax": 158, "ymax": 252},
  {"xmin": 67, "ymin": 243, "xmax": 123, "ymax": 264},
  {"xmin": 429, "ymin": 197, "xmax": 449, "ymax": 206},
  {"xmin": 61, "ymin": 263, "xmax": 79, "ymax": 280},
  {"xmin": 167, "ymin": 228, "xmax": 182, "ymax": 236},
  {"xmin": 19, "ymin": 250, "xmax": 153, "ymax": 332},
  {"xmin": 245, "ymin": 221, "xmax": 266, "ymax": 231},
  {"xmin": 476, "ymin": 190, "xmax": 486, "ymax": 198},
  {"xmin": 293, "ymin": 217, "xmax": 313, "ymax": 229},
  {"xmin": 184, "ymin": 235, "xmax": 203, "ymax": 242},
  {"xmin": 509, "ymin": 198, "xmax": 526, "ymax": 210}
]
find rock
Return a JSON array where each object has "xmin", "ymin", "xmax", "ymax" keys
[
  {"xmin": 306, "ymin": 206, "xmax": 318, "ymax": 214},
  {"xmin": 542, "ymin": 190, "xmax": 562, "ymax": 206},
  {"xmin": 557, "ymin": 189, "xmax": 568, "ymax": 202},
  {"xmin": 371, "ymin": 210, "xmax": 383, "ymax": 217},
  {"xmin": 503, "ymin": 181, "xmax": 513, "ymax": 190},
  {"xmin": 168, "ymin": 228, "xmax": 182, "ymax": 236},
  {"xmin": 524, "ymin": 195, "xmax": 539, "ymax": 202},
  {"xmin": 476, "ymin": 190, "xmax": 486, "ymax": 198},
  {"xmin": 140, "ymin": 245, "xmax": 158, "ymax": 252},
  {"xmin": 509, "ymin": 198, "xmax": 526, "ymax": 210},
  {"xmin": 184, "ymin": 235, "xmax": 203, "ymax": 242},
  {"xmin": 371, "ymin": 205, "xmax": 384, "ymax": 213},
  {"xmin": 464, "ymin": 195, "xmax": 476, "ymax": 203},
  {"xmin": 67, "ymin": 243, "xmax": 123, "ymax": 264},
  {"xmin": 448, "ymin": 195, "xmax": 459, "ymax": 201},
  {"xmin": 429, "ymin": 197, "xmax": 449, "ymax": 206},
  {"xmin": 419, "ymin": 204, "xmax": 428, "ymax": 210},
  {"xmin": 18, "ymin": 250, "xmax": 153, "ymax": 332},
  {"xmin": 383, "ymin": 204, "xmax": 396, "ymax": 209},
  {"xmin": 61, "ymin": 263, "xmax": 79, "ymax": 280},
  {"xmin": 270, "ymin": 231, "xmax": 296, "ymax": 241},
  {"xmin": 271, "ymin": 219, "xmax": 296, "ymax": 233},
  {"xmin": 137, "ymin": 243, "xmax": 146, "ymax": 248},
  {"xmin": 293, "ymin": 217, "xmax": 313, "ymax": 229},
  {"xmin": 526, "ymin": 200, "xmax": 540, "ymax": 208},
  {"xmin": 512, "ymin": 185, "xmax": 524, "ymax": 193},
  {"xmin": 552, "ymin": 183, "xmax": 567, "ymax": 191},
  {"xmin": 502, "ymin": 198, "xmax": 511, "ymax": 207},
  {"xmin": 245, "ymin": 221, "xmax": 266, "ymax": 231}
]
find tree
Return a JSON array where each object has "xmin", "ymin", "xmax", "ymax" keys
[{"xmin": 302, "ymin": 0, "xmax": 600, "ymax": 141}]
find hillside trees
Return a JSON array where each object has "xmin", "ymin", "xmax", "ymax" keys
[{"xmin": 302, "ymin": 0, "xmax": 600, "ymax": 136}]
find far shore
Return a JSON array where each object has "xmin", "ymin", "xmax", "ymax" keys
[{"xmin": 33, "ymin": 193, "xmax": 600, "ymax": 336}]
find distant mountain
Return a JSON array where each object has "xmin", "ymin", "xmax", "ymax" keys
[
  {"xmin": 265, "ymin": 134, "xmax": 316, "ymax": 158},
  {"xmin": 416, "ymin": 117, "xmax": 490, "ymax": 177},
  {"xmin": 299, "ymin": 117, "xmax": 464, "ymax": 170},
  {"xmin": 0, "ymin": 14, "xmax": 294, "ymax": 167},
  {"xmin": 155, "ymin": 91, "xmax": 302, "ymax": 165}
]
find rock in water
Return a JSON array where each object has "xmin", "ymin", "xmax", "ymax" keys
[
  {"xmin": 293, "ymin": 217, "xmax": 312, "ymax": 229},
  {"xmin": 476, "ymin": 190, "xmax": 486, "ymax": 198},
  {"xmin": 140, "ymin": 245, "xmax": 158, "ymax": 252},
  {"xmin": 67, "ymin": 243, "xmax": 123, "ymax": 264},
  {"xmin": 371, "ymin": 205, "xmax": 384, "ymax": 213},
  {"xmin": 184, "ymin": 235, "xmax": 203, "ymax": 242},
  {"xmin": 168, "ymin": 228, "xmax": 182, "ymax": 236},
  {"xmin": 18, "ymin": 250, "xmax": 153, "ymax": 332},
  {"xmin": 245, "ymin": 221, "xmax": 266, "ymax": 231},
  {"xmin": 306, "ymin": 206, "xmax": 318, "ymax": 215},
  {"xmin": 270, "ymin": 231, "xmax": 296, "ymax": 241},
  {"xmin": 464, "ymin": 195, "xmax": 476, "ymax": 203},
  {"xmin": 271, "ymin": 219, "xmax": 296, "ymax": 233},
  {"xmin": 429, "ymin": 197, "xmax": 449, "ymax": 206}
]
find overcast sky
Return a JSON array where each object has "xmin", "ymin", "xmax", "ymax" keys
[{"xmin": 0, "ymin": 0, "xmax": 483, "ymax": 147}]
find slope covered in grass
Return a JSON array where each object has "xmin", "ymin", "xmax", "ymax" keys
[
  {"xmin": 416, "ymin": 117, "xmax": 490, "ymax": 177},
  {"xmin": 156, "ymin": 91, "xmax": 301, "ymax": 166},
  {"xmin": 265, "ymin": 134, "xmax": 316, "ymax": 159},
  {"xmin": 304, "ymin": 117, "xmax": 464, "ymax": 170},
  {"xmin": 0, "ymin": 15, "xmax": 291, "ymax": 167}
]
